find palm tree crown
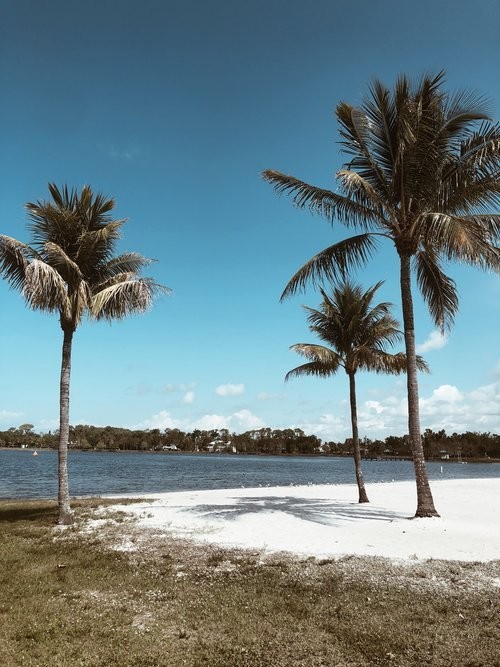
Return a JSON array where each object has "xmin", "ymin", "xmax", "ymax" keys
[
  {"xmin": 0, "ymin": 183, "xmax": 169, "ymax": 332},
  {"xmin": 287, "ymin": 281, "xmax": 417, "ymax": 381},
  {"xmin": 263, "ymin": 71, "xmax": 499, "ymax": 517},
  {"xmin": 264, "ymin": 71, "xmax": 499, "ymax": 326}
]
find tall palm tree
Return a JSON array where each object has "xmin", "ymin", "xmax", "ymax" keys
[
  {"xmin": 0, "ymin": 184, "xmax": 170, "ymax": 524},
  {"xmin": 286, "ymin": 281, "xmax": 428, "ymax": 503},
  {"xmin": 263, "ymin": 71, "xmax": 500, "ymax": 517}
]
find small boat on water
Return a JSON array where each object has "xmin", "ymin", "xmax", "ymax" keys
[{"xmin": 32, "ymin": 451, "xmax": 38, "ymax": 457}]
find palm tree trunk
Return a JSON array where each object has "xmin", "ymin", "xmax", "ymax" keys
[
  {"xmin": 58, "ymin": 325, "xmax": 74, "ymax": 525},
  {"xmin": 348, "ymin": 371, "xmax": 369, "ymax": 503},
  {"xmin": 399, "ymin": 254, "xmax": 439, "ymax": 517}
]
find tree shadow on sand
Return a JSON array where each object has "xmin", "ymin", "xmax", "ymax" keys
[{"xmin": 177, "ymin": 495, "xmax": 406, "ymax": 527}]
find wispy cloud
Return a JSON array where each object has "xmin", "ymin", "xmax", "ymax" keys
[
  {"xmin": 183, "ymin": 391, "xmax": 195, "ymax": 404},
  {"xmin": 106, "ymin": 144, "xmax": 140, "ymax": 160},
  {"xmin": 416, "ymin": 330, "xmax": 449, "ymax": 354},
  {"xmin": 0, "ymin": 409, "xmax": 23, "ymax": 424},
  {"xmin": 215, "ymin": 383, "xmax": 245, "ymax": 397}
]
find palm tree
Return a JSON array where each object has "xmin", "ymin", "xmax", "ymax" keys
[
  {"xmin": 0, "ymin": 184, "xmax": 170, "ymax": 524},
  {"xmin": 263, "ymin": 71, "xmax": 500, "ymax": 517},
  {"xmin": 286, "ymin": 281, "xmax": 428, "ymax": 503}
]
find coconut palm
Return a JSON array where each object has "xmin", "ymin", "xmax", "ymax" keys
[
  {"xmin": 286, "ymin": 281, "xmax": 428, "ymax": 503},
  {"xmin": 263, "ymin": 71, "xmax": 500, "ymax": 517},
  {"xmin": 0, "ymin": 184, "xmax": 170, "ymax": 524}
]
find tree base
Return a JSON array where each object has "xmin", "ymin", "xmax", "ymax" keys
[
  {"xmin": 412, "ymin": 509, "xmax": 440, "ymax": 519},
  {"xmin": 58, "ymin": 510, "xmax": 74, "ymax": 526},
  {"xmin": 358, "ymin": 497, "xmax": 370, "ymax": 504}
]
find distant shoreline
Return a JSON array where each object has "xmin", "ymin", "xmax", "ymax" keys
[{"xmin": 2, "ymin": 446, "xmax": 499, "ymax": 464}]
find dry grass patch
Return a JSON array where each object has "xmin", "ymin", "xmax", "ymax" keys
[{"xmin": 1, "ymin": 498, "xmax": 499, "ymax": 667}]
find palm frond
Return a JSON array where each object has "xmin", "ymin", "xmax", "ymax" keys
[
  {"xmin": 416, "ymin": 213, "xmax": 500, "ymax": 271},
  {"xmin": 75, "ymin": 221, "xmax": 126, "ymax": 275},
  {"xmin": 290, "ymin": 343, "xmax": 342, "ymax": 367},
  {"xmin": 336, "ymin": 101, "xmax": 394, "ymax": 201},
  {"xmin": 44, "ymin": 242, "xmax": 83, "ymax": 289},
  {"xmin": 46, "ymin": 183, "xmax": 116, "ymax": 228},
  {"xmin": 262, "ymin": 170, "xmax": 381, "ymax": 230},
  {"xmin": 336, "ymin": 170, "xmax": 392, "ymax": 229},
  {"xmin": 23, "ymin": 260, "xmax": 68, "ymax": 312},
  {"xmin": 91, "ymin": 278, "xmax": 171, "ymax": 321},
  {"xmin": 414, "ymin": 248, "xmax": 459, "ymax": 330},
  {"xmin": 285, "ymin": 353, "xmax": 342, "ymax": 381},
  {"xmin": 281, "ymin": 233, "xmax": 379, "ymax": 300},
  {"xmin": 26, "ymin": 204, "xmax": 80, "ymax": 252},
  {"xmin": 68, "ymin": 280, "xmax": 92, "ymax": 326},
  {"xmin": 0, "ymin": 235, "xmax": 34, "ymax": 291},
  {"xmin": 448, "ymin": 123, "xmax": 500, "ymax": 175},
  {"xmin": 94, "ymin": 272, "xmax": 138, "ymax": 291},
  {"xmin": 356, "ymin": 350, "xmax": 429, "ymax": 375},
  {"xmin": 99, "ymin": 252, "xmax": 153, "ymax": 278}
]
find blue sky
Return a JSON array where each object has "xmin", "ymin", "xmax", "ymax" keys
[{"xmin": 1, "ymin": 0, "xmax": 499, "ymax": 440}]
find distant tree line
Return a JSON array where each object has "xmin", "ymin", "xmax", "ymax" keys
[{"xmin": 2, "ymin": 423, "xmax": 499, "ymax": 460}]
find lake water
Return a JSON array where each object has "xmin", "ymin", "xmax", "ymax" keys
[{"xmin": 1, "ymin": 449, "xmax": 499, "ymax": 500}]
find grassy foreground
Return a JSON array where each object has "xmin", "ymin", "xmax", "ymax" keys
[{"xmin": 1, "ymin": 499, "xmax": 499, "ymax": 667}]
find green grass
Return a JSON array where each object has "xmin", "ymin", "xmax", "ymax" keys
[{"xmin": 1, "ymin": 499, "xmax": 499, "ymax": 667}]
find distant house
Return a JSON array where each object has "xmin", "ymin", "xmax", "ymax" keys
[
  {"xmin": 206, "ymin": 439, "xmax": 231, "ymax": 453},
  {"xmin": 439, "ymin": 450, "xmax": 450, "ymax": 460},
  {"xmin": 161, "ymin": 444, "xmax": 178, "ymax": 451}
]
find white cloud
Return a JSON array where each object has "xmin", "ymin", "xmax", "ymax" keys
[
  {"xmin": 191, "ymin": 410, "xmax": 263, "ymax": 431},
  {"xmin": 230, "ymin": 409, "xmax": 264, "ymax": 430},
  {"xmin": 194, "ymin": 414, "xmax": 229, "ymax": 430},
  {"xmin": 215, "ymin": 383, "xmax": 245, "ymax": 397},
  {"xmin": 134, "ymin": 379, "xmax": 499, "ymax": 441},
  {"xmin": 429, "ymin": 385, "xmax": 463, "ymax": 403},
  {"xmin": 418, "ymin": 382, "xmax": 499, "ymax": 432},
  {"xmin": 364, "ymin": 400, "xmax": 384, "ymax": 414},
  {"xmin": 0, "ymin": 409, "xmax": 23, "ymax": 424},
  {"xmin": 183, "ymin": 391, "xmax": 195, "ymax": 405},
  {"xmin": 137, "ymin": 411, "xmax": 183, "ymax": 430},
  {"xmin": 135, "ymin": 407, "xmax": 264, "ymax": 434},
  {"xmin": 291, "ymin": 379, "xmax": 500, "ymax": 441},
  {"xmin": 416, "ymin": 330, "xmax": 449, "ymax": 353}
]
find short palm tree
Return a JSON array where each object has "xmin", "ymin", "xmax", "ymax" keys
[
  {"xmin": 0, "ymin": 184, "xmax": 170, "ymax": 524},
  {"xmin": 286, "ymin": 281, "xmax": 428, "ymax": 503},
  {"xmin": 263, "ymin": 71, "xmax": 500, "ymax": 517}
]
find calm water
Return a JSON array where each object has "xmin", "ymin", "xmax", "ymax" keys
[{"xmin": 1, "ymin": 449, "xmax": 499, "ymax": 500}]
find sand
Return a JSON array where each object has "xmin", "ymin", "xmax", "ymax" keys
[{"xmin": 103, "ymin": 478, "xmax": 500, "ymax": 562}]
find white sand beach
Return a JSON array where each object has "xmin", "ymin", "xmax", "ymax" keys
[{"xmin": 105, "ymin": 478, "xmax": 500, "ymax": 562}]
